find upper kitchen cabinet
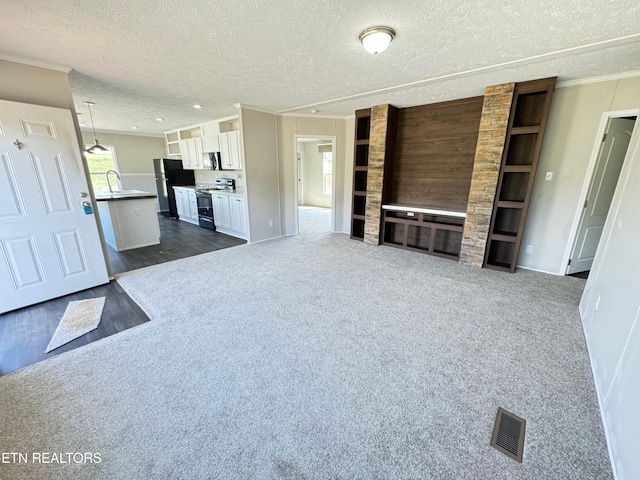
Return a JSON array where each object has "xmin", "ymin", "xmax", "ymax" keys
[
  {"xmin": 165, "ymin": 126, "xmax": 204, "ymax": 170},
  {"xmin": 201, "ymin": 121, "xmax": 220, "ymax": 153},
  {"xmin": 179, "ymin": 137, "xmax": 204, "ymax": 170},
  {"xmin": 218, "ymin": 121, "xmax": 242, "ymax": 170}
]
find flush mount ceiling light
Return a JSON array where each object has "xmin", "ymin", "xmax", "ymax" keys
[
  {"xmin": 359, "ymin": 26, "xmax": 395, "ymax": 54},
  {"xmin": 83, "ymin": 101, "xmax": 110, "ymax": 154},
  {"xmin": 193, "ymin": 104, "xmax": 203, "ymax": 109}
]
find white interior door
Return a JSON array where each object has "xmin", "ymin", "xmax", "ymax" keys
[
  {"xmin": 297, "ymin": 151, "xmax": 303, "ymax": 206},
  {"xmin": 568, "ymin": 116, "xmax": 636, "ymax": 274},
  {"xmin": 0, "ymin": 100, "xmax": 109, "ymax": 313}
]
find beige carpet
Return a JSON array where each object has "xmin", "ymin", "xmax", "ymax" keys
[
  {"xmin": 0, "ymin": 235, "xmax": 612, "ymax": 479},
  {"xmin": 45, "ymin": 297, "xmax": 105, "ymax": 353}
]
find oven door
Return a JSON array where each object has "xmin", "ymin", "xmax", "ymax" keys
[
  {"xmin": 196, "ymin": 191, "xmax": 213, "ymax": 216},
  {"xmin": 196, "ymin": 192, "xmax": 215, "ymax": 230}
]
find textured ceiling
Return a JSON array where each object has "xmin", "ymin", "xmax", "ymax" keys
[{"xmin": 1, "ymin": 0, "xmax": 639, "ymax": 135}]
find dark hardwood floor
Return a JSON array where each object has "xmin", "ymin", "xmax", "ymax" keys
[
  {"xmin": 569, "ymin": 271, "xmax": 590, "ymax": 279},
  {"xmin": 107, "ymin": 215, "xmax": 246, "ymax": 274},
  {"xmin": 0, "ymin": 281, "xmax": 150, "ymax": 376},
  {"xmin": 0, "ymin": 215, "xmax": 245, "ymax": 376}
]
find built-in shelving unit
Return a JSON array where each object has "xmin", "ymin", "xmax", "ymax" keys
[
  {"xmin": 484, "ymin": 77, "xmax": 556, "ymax": 272},
  {"xmin": 382, "ymin": 207, "xmax": 465, "ymax": 259},
  {"xmin": 350, "ymin": 109, "xmax": 371, "ymax": 240}
]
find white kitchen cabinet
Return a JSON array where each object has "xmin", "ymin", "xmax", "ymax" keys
[
  {"xmin": 179, "ymin": 137, "xmax": 204, "ymax": 170},
  {"xmin": 188, "ymin": 189, "xmax": 198, "ymax": 219},
  {"xmin": 218, "ymin": 130, "xmax": 242, "ymax": 170},
  {"xmin": 202, "ymin": 121, "xmax": 220, "ymax": 152},
  {"xmin": 212, "ymin": 192, "xmax": 246, "ymax": 238},
  {"xmin": 229, "ymin": 195, "xmax": 247, "ymax": 235},
  {"xmin": 173, "ymin": 187, "xmax": 199, "ymax": 225},
  {"xmin": 212, "ymin": 193, "xmax": 231, "ymax": 230}
]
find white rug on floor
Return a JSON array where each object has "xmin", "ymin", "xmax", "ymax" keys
[{"xmin": 45, "ymin": 297, "xmax": 106, "ymax": 353}]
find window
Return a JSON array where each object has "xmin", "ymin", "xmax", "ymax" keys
[
  {"xmin": 322, "ymin": 151, "xmax": 332, "ymax": 196},
  {"xmin": 85, "ymin": 146, "xmax": 118, "ymax": 190}
]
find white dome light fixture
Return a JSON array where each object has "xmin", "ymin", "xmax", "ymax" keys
[{"xmin": 359, "ymin": 26, "xmax": 395, "ymax": 54}]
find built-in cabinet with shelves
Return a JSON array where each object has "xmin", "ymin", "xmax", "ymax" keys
[
  {"xmin": 350, "ymin": 108, "xmax": 371, "ymax": 240},
  {"xmin": 173, "ymin": 186, "xmax": 198, "ymax": 225},
  {"xmin": 381, "ymin": 207, "xmax": 465, "ymax": 259},
  {"xmin": 484, "ymin": 77, "xmax": 556, "ymax": 272}
]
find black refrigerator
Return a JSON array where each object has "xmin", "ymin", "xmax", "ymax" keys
[{"xmin": 153, "ymin": 158, "xmax": 195, "ymax": 218}]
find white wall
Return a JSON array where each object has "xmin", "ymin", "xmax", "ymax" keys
[
  {"xmin": 579, "ymin": 119, "xmax": 640, "ymax": 480},
  {"xmin": 80, "ymin": 130, "xmax": 166, "ymax": 208},
  {"xmin": 300, "ymin": 141, "xmax": 331, "ymax": 208},
  {"xmin": 278, "ymin": 115, "xmax": 350, "ymax": 234},
  {"xmin": 519, "ymin": 76, "xmax": 640, "ymax": 273},
  {"xmin": 240, "ymin": 107, "xmax": 281, "ymax": 242}
]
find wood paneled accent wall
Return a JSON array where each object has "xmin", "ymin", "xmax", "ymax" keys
[
  {"xmin": 459, "ymin": 83, "xmax": 516, "ymax": 267},
  {"xmin": 390, "ymin": 97, "xmax": 484, "ymax": 212},
  {"xmin": 364, "ymin": 104, "xmax": 398, "ymax": 245}
]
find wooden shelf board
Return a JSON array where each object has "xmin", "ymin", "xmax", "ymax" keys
[
  {"xmin": 490, "ymin": 233, "xmax": 517, "ymax": 243},
  {"xmin": 352, "ymin": 214, "xmax": 365, "ymax": 220},
  {"xmin": 503, "ymin": 165, "xmax": 532, "ymax": 173},
  {"xmin": 354, "ymin": 166, "xmax": 368, "ymax": 172},
  {"xmin": 353, "ymin": 190, "xmax": 367, "ymax": 196},
  {"xmin": 356, "ymin": 139, "xmax": 370, "ymax": 145},
  {"xmin": 497, "ymin": 201, "xmax": 525, "ymax": 209},
  {"xmin": 510, "ymin": 125, "xmax": 540, "ymax": 135},
  {"xmin": 484, "ymin": 262, "xmax": 512, "ymax": 272}
]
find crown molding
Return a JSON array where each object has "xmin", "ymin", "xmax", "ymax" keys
[
  {"xmin": 280, "ymin": 112, "xmax": 349, "ymax": 120},
  {"xmin": 80, "ymin": 128, "xmax": 164, "ymax": 138},
  {"xmin": 0, "ymin": 53, "xmax": 71, "ymax": 73},
  {"xmin": 557, "ymin": 70, "xmax": 640, "ymax": 88},
  {"xmin": 236, "ymin": 103, "xmax": 279, "ymax": 115}
]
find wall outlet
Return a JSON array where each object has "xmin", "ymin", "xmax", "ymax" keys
[
  {"xmin": 268, "ymin": 220, "xmax": 273, "ymax": 227},
  {"xmin": 545, "ymin": 172, "xmax": 553, "ymax": 181},
  {"xmin": 134, "ymin": 208, "xmax": 141, "ymax": 215},
  {"xmin": 525, "ymin": 245, "xmax": 533, "ymax": 253},
  {"xmin": 595, "ymin": 295, "xmax": 601, "ymax": 311}
]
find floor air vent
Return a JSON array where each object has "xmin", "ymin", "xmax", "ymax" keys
[
  {"xmin": 490, "ymin": 407, "xmax": 526, "ymax": 463},
  {"xmin": 159, "ymin": 248, "xmax": 178, "ymax": 254}
]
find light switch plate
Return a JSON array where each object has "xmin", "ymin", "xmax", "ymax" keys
[{"xmin": 545, "ymin": 172, "xmax": 553, "ymax": 181}]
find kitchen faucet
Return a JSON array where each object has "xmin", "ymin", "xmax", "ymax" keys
[{"xmin": 106, "ymin": 169, "xmax": 121, "ymax": 194}]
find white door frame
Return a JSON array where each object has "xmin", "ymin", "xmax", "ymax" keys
[
  {"xmin": 292, "ymin": 135, "xmax": 337, "ymax": 234},
  {"xmin": 561, "ymin": 109, "xmax": 639, "ymax": 274}
]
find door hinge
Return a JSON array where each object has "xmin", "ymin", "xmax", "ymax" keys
[
  {"xmin": 568, "ymin": 259, "xmax": 572, "ymax": 265},
  {"xmin": 584, "ymin": 199, "xmax": 588, "ymax": 208},
  {"xmin": 602, "ymin": 133, "xmax": 607, "ymax": 142}
]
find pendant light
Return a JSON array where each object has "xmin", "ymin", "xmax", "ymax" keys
[
  {"xmin": 359, "ymin": 26, "xmax": 395, "ymax": 54},
  {"xmin": 83, "ymin": 101, "xmax": 109, "ymax": 154}
]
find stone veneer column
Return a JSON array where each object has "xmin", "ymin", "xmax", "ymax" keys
[
  {"xmin": 459, "ymin": 83, "xmax": 515, "ymax": 267},
  {"xmin": 364, "ymin": 104, "xmax": 391, "ymax": 245}
]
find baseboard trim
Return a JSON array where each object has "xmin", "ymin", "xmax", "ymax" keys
[{"xmin": 515, "ymin": 265, "xmax": 563, "ymax": 276}]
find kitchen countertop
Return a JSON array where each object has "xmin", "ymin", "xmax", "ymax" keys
[{"xmin": 94, "ymin": 189, "xmax": 158, "ymax": 201}]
